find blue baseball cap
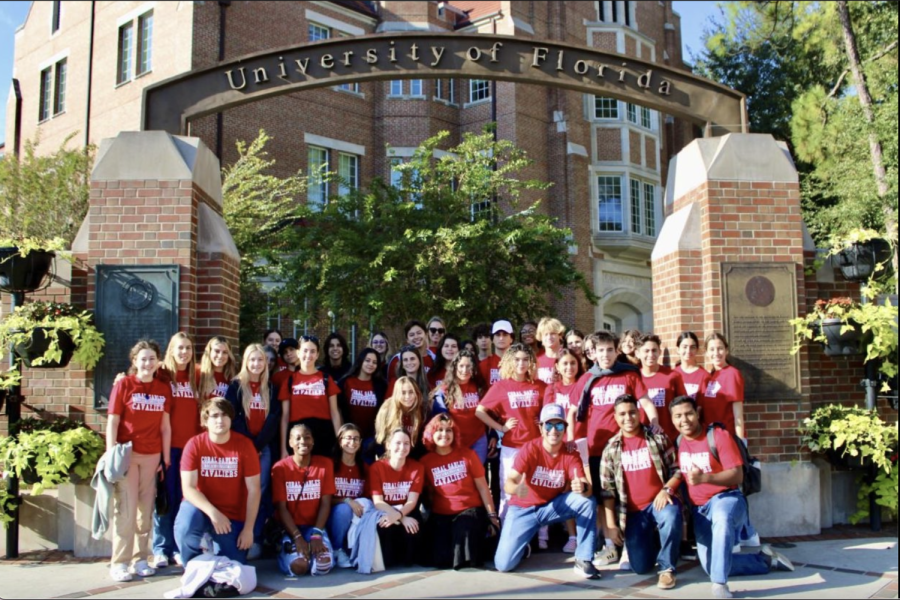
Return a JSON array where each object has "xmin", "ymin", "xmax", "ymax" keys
[{"xmin": 540, "ymin": 404, "xmax": 567, "ymax": 423}]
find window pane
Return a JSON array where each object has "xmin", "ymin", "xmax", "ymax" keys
[
  {"xmin": 594, "ymin": 96, "xmax": 618, "ymax": 119},
  {"xmin": 597, "ymin": 176, "xmax": 623, "ymax": 232},
  {"xmin": 641, "ymin": 106, "xmax": 652, "ymax": 129},
  {"xmin": 39, "ymin": 67, "xmax": 52, "ymax": 121},
  {"xmin": 53, "ymin": 59, "xmax": 67, "ymax": 115},
  {"xmin": 309, "ymin": 22, "xmax": 330, "ymax": 41},
  {"xmin": 338, "ymin": 153, "xmax": 358, "ymax": 196},
  {"xmin": 410, "ymin": 79, "xmax": 423, "ymax": 96},
  {"xmin": 339, "ymin": 82, "xmax": 359, "ymax": 92},
  {"xmin": 598, "ymin": 1, "xmax": 605, "ymax": 22},
  {"xmin": 138, "ymin": 11, "xmax": 153, "ymax": 75},
  {"xmin": 644, "ymin": 183, "xmax": 656, "ymax": 237},
  {"xmin": 624, "ymin": 1, "xmax": 632, "ymax": 26},
  {"xmin": 308, "ymin": 147, "xmax": 329, "ymax": 207},
  {"xmin": 630, "ymin": 178, "xmax": 641, "ymax": 234},
  {"xmin": 470, "ymin": 80, "xmax": 490, "ymax": 103},
  {"xmin": 117, "ymin": 22, "xmax": 134, "ymax": 84},
  {"xmin": 51, "ymin": 1, "xmax": 61, "ymax": 33},
  {"xmin": 627, "ymin": 103, "xmax": 638, "ymax": 124},
  {"xmin": 390, "ymin": 80, "xmax": 403, "ymax": 95}
]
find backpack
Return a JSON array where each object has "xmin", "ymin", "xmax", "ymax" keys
[{"xmin": 677, "ymin": 423, "xmax": 761, "ymax": 497}]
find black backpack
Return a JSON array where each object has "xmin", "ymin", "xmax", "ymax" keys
[{"xmin": 677, "ymin": 423, "xmax": 761, "ymax": 497}]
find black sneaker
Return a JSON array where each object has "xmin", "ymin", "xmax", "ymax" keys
[
  {"xmin": 574, "ymin": 558, "xmax": 600, "ymax": 579},
  {"xmin": 680, "ymin": 540, "xmax": 697, "ymax": 561}
]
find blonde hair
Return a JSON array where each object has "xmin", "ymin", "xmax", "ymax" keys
[
  {"xmin": 238, "ymin": 343, "xmax": 270, "ymax": 420},
  {"xmin": 375, "ymin": 376, "xmax": 425, "ymax": 445},
  {"xmin": 536, "ymin": 317, "xmax": 566, "ymax": 343},
  {"xmin": 498, "ymin": 343, "xmax": 538, "ymax": 382},
  {"xmin": 198, "ymin": 336, "xmax": 237, "ymax": 399},
  {"xmin": 163, "ymin": 332, "xmax": 197, "ymax": 395}
]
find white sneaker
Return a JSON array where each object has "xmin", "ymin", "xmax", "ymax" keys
[
  {"xmin": 129, "ymin": 560, "xmax": 156, "ymax": 577},
  {"xmin": 712, "ymin": 583, "xmax": 734, "ymax": 598},
  {"xmin": 110, "ymin": 563, "xmax": 133, "ymax": 582},
  {"xmin": 334, "ymin": 548, "xmax": 353, "ymax": 569},
  {"xmin": 592, "ymin": 545, "xmax": 618, "ymax": 568},
  {"xmin": 619, "ymin": 547, "xmax": 631, "ymax": 571},
  {"xmin": 150, "ymin": 554, "xmax": 168, "ymax": 569},
  {"xmin": 173, "ymin": 552, "xmax": 184, "ymax": 567},
  {"xmin": 732, "ymin": 542, "xmax": 742, "ymax": 553},
  {"xmin": 247, "ymin": 543, "xmax": 262, "ymax": 561},
  {"xmin": 744, "ymin": 532, "xmax": 762, "ymax": 547},
  {"xmin": 562, "ymin": 536, "xmax": 578, "ymax": 554},
  {"xmin": 761, "ymin": 545, "xmax": 795, "ymax": 572}
]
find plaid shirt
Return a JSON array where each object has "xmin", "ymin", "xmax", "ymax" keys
[{"xmin": 600, "ymin": 427, "xmax": 675, "ymax": 530}]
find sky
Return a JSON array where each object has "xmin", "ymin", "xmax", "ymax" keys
[{"xmin": 0, "ymin": 1, "xmax": 723, "ymax": 147}]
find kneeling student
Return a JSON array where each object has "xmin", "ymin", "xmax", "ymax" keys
[
  {"xmin": 494, "ymin": 404, "xmax": 599, "ymax": 579},
  {"xmin": 272, "ymin": 424, "xmax": 336, "ymax": 576},
  {"xmin": 600, "ymin": 394, "xmax": 682, "ymax": 589}
]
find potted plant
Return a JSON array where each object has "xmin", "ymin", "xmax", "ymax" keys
[
  {"xmin": 0, "ymin": 477, "xmax": 18, "ymax": 529},
  {"xmin": 0, "ymin": 237, "xmax": 71, "ymax": 294},
  {"xmin": 0, "ymin": 301, "xmax": 105, "ymax": 370},
  {"xmin": 831, "ymin": 229, "xmax": 895, "ymax": 283}
]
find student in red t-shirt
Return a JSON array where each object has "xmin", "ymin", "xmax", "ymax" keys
[
  {"xmin": 327, "ymin": 424, "xmax": 371, "ymax": 569},
  {"xmin": 476, "ymin": 343, "xmax": 546, "ymax": 520},
  {"xmin": 565, "ymin": 329, "xmax": 587, "ymax": 371},
  {"xmin": 368, "ymin": 331, "xmax": 391, "ymax": 379},
  {"xmin": 472, "ymin": 322, "xmax": 492, "ymax": 363},
  {"xmin": 278, "ymin": 335, "xmax": 342, "ymax": 459},
  {"xmin": 670, "ymin": 397, "xmax": 793, "ymax": 599},
  {"xmin": 337, "ymin": 349, "xmax": 387, "ymax": 457},
  {"xmin": 430, "ymin": 350, "xmax": 488, "ymax": 463},
  {"xmin": 421, "ymin": 414, "xmax": 498, "ymax": 569},
  {"xmin": 426, "ymin": 316, "xmax": 447, "ymax": 358},
  {"xmin": 198, "ymin": 336, "xmax": 237, "ymax": 400},
  {"xmin": 428, "ymin": 333, "xmax": 461, "ymax": 390},
  {"xmin": 600, "ymin": 395, "xmax": 682, "ymax": 590},
  {"xmin": 637, "ymin": 334, "xmax": 687, "ymax": 443},
  {"xmin": 701, "ymin": 334, "xmax": 745, "ymax": 440},
  {"xmin": 272, "ymin": 424, "xmax": 336, "ymax": 576},
  {"xmin": 387, "ymin": 321, "xmax": 435, "ymax": 384},
  {"xmin": 673, "ymin": 332, "xmax": 711, "ymax": 401},
  {"xmin": 150, "ymin": 332, "xmax": 196, "ymax": 570},
  {"xmin": 536, "ymin": 317, "xmax": 567, "ymax": 385},
  {"xmin": 375, "ymin": 376, "xmax": 428, "ymax": 459},
  {"xmin": 493, "ymin": 404, "xmax": 598, "ymax": 579},
  {"xmin": 519, "ymin": 321, "xmax": 539, "ymax": 357},
  {"xmin": 264, "ymin": 328, "xmax": 283, "ymax": 367},
  {"xmin": 107, "ymin": 340, "xmax": 173, "ymax": 583},
  {"xmin": 387, "ymin": 345, "xmax": 431, "ymax": 400},
  {"xmin": 175, "ymin": 397, "xmax": 261, "ymax": 565},
  {"xmin": 478, "ymin": 320, "xmax": 514, "ymax": 389},
  {"xmin": 226, "ymin": 344, "xmax": 282, "ymax": 560},
  {"xmin": 370, "ymin": 428, "xmax": 425, "ymax": 567},
  {"xmin": 271, "ymin": 338, "xmax": 299, "ymax": 391}
]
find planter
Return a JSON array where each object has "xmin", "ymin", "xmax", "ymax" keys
[
  {"xmin": 836, "ymin": 238, "xmax": 894, "ymax": 283},
  {"xmin": 0, "ymin": 247, "xmax": 55, "ymax": 293},
  {"xmin": 820, "ymin": 318, "xmax": 862, "ymax": 357},
  {"xmin": 824, "ymin": 448, "xmax": 867, "ymax": 470},
  {"xmin": 14, "ymin": 327, "xmax": 76, "ymax": 369}
]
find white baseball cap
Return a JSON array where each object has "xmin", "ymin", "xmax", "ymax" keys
[{"xmin": 491, "ymin": 320, "xmax": 514, "ymax": 335}]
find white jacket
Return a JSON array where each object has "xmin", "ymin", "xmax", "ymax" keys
[
  {"xmin": 90, "ymin": 442, "xmax": 132, "ymax": 540},
  {"xmin": 165, "ymin": 554, "xmax": 257, "ymax": 599}
]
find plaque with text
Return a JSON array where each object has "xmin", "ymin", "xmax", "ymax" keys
[
  {"xmin": 722, "ymin": 263, "xmax": 801, "ymax": 401},
  {"xmin": 94, "ymin": 266, "xmax": 180, "ymax": 409}
]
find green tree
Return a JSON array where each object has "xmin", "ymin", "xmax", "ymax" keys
[{"xmin": 278, "ymin": 129, "xmax": 597, "ymax": 333}]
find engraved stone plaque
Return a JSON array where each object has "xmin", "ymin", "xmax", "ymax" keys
[
  {"xmin": 722, "ymin": 263, "xmax": 801, "ymax": 401},
  {"xmin": 94, "ymin": 266, "xmax": 180, "ymax": 409}
]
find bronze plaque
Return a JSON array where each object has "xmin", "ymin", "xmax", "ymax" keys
[{"xmin": 722, "ymin": 263, "xmax": 801, "ymax": 401}]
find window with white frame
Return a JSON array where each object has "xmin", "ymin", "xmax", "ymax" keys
[
  {"xmin": 643, "ymin": 182, "xmax": 656, "ymax": 236},
  {"xmin": 39, "ymin": 67, "xmax": 52, "ymax": 122},
  {"xmin": 389, "ymin": 80, "xmax": 403, "ymax": 96},
  {"xmin": 338, "ymin": 153, "xmax": 359, "ymax": 196},
  {"xmin": 640, "ymin": 106, "xmax": 652, "ymax": 129},
  {"xmin": 338, "ymin": 82, "xmax": 360, "ymax": 93},
  {"xmin": 627, "ymin": 103, "xmax": 638, "ymax": 124},
  {"xmin": 597, "ymin": 175, "xmax": 623, "ymax": 232},
  {"xmin": 390, "ymin": 157, "xmax": 422, "ymax": 206},
  {"xmin": 53, "ymin": 58, "xmax": 67, "ymax": 115},
  {"xmin": 117, "ymin": 10, "xmax": 153, "ymax": 85},
  {"xmin": 389, "ymin": 157, "xmax": 404, "ymax": 188},
  {"xmin": 308, "ymin": 146, "xmax": 330, "ymax": 208},
  {"xmin": 410, "ymin": 79, "xmax": 424, "ymax": 97},
  {"xmin": 624, "ymin": 1, "xmax": 632, "ymax": 26},
  {"xmin": 594, "ymin": 96, "xmax": 618, "ymax": 119},
  {"xmin": 137, "ymin": 11, "xmax": 153, "ymax": 76},
  {"xmin": 435, "ymin": 79, "xmax": 455, "ymax": 103},
  {"xmin": 630, "ymin": 178, "xmax": 642, "ymax": 234},
  {"xmin": 469, "ymin": 80, "xmax": 491, "ymax": 103},
  {"xmin": 51, "ymin": 1, "xmax": 61, "ymax": 33},
  {"xmin": 309, "ymin": 22, "xmax": 330, "ymax": 41},
  {"xmin": 117, "ymin": 21, "xmax": 134, "ymax": 84},
  {"xmin": 597, "ymin": 1, "xmax": 606, "ymax": 22}
]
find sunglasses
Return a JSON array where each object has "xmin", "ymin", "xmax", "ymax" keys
[
  {"xmin": 429, "ymin": 327, "xmax": 446, "ymax": 335},
  {"xmin": 543, "ymin": 422, "xmax": 566, "ymax": 433},
  {"xmin": 400, "ymin": 344, "xmax": 418, "ymax": 353},
  {"xmin": 372, "ymin": 339, "xmax": 387, "ymax": 345},
  {"xmin": 299, "ymin": 335, "xmax": 319, "ymax": 344}
]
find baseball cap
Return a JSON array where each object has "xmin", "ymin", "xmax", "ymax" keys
[
  {"xmin": 278, "ymin": 338, "xmax": 299, "ymax": 356},
  {"xmin": 491, "ymin": 320, "xmax": 514, "ymax": 335},
  {"xmin": 540, "ymin": 404, "xmax": 567, "ymax": 423}
]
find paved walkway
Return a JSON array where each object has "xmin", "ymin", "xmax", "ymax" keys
[{"xmin": 0, "ymin": 532, "xmax": 896, "ymax": 599}]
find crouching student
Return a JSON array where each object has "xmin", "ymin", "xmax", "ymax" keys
[
  {"xmin": 670, "ymin": 396, "xmax": 794, "ymax": 599},
  {"xmin": 176, "ymin": 397, "xmax": 261, "ymax": 564},
  {"xmin": 272, "ymin": 424, "xmax": 336, "ymax": 576},
  {"xmin": 328, "ymin": 424, "xmax": 370, "ymax": 569},
  {"xmin": 600, "ymin": 395, "xmax": 682, "ymax": 589},
  {"xmin": 494, "ymin": 404, "xmax": 598, "ymax": 579}
]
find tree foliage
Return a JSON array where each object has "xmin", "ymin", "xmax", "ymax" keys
[{"xmin": 278, "ymin": 129, "xmax": 597, "ymax": 333}]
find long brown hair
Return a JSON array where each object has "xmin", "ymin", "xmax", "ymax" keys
[
  {"xmin": 126, "ymin": 339, "xmax": 162, "ymax": 375},
  {"xmin": 375, "ymin": 376, "xmax": 425, "ymax": 445},
  {"xmin": 433, "ymin": 349, "xmax": 482, "ymax": 410},
  {"xmin": 498, "ymin": 343, "xmax": 538, "ymax": 382},
  {"xmin": 163, "ymin": 332, "xmax": 197, "ymax": 393},
  {"xmin": 199, "ymin": 336, "xmax": 238, "ymax": 399}
]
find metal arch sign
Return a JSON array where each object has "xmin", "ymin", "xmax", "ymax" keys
[{"xmin": 142, "ymin": 32, "xmax": 747, "ymax": 136}]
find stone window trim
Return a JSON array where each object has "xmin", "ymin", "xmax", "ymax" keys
[
  {"xmin": 116, "ymin": 6, "xmax": 154, "ymax": 87},
  {"xmin": 38, "ymin": 53, "xmax": 69, "ymax": 123}
]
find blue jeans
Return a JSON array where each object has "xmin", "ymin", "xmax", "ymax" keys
[
  {"xmin": 327, "ymin": 502, "xmax": 354, "ymax": 553},
  {"xmin": 470, "ymin": 435, "xmax": 488, "ymax": 465},
  {"xmin": 277, "ymin": 527, "xmax": 334, "ymax": 576},
  {"xmin": 693, "ymin": 490, "xmax": 770, "ymax": 585},
  {"xmin": 254, "ymin": 446, "xmax": 272, "ymax": 540},
  {"xmin": 174, "ymin": 500, "xmax": 248, "ymax": 564},
  {"xmin": 625, "ymin": 500, "xmax": 683, "ymax": 574},
  {"xmin": 152, "ymin": 447, "xmax": 183, "ymax": 559},
  {"xmin": 494, "ymin": 492, "xmax": 597, "ymax": 572}
]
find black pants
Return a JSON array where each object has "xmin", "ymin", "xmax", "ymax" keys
[
  {"xmin": 377, "ymin": 507, "xmax": 424, "ymax": 568},
  {"xmin": 288, "ymin": 419, "xmax": 336, "ymax": 457},
  {"xmin": 426, "ymin": 507, "xmax": 489, "ymax": 569}
]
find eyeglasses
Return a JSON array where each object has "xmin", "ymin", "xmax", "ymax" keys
[
  {"xmin": 543, "ymin": 422, "xmax": 566, "ymax": 433},
  {"xmin": 429, "ymin": 327, "xmax": 446, "ymax": 335},
  {"xmin": 342, "ymin": 436, "xmax": 362, "ymax": 443},
  {"xmin": 300, "ymin": 335, "xmax": 319, "ymax": 345},
  {"xmin": 372, "ymin": 339, "xmax": 387, "ymax": 345}
]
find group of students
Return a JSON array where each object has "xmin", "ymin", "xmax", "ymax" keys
[{"xmin": 103, "ymin": 316, "xmax": 793, "ymax": 599}]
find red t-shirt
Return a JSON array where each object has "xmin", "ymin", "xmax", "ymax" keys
[
  {"xmin": 334, "ymin": 462, "xmax": 367, "ymax": 500},
  {"xmin": 271, "ymin": 367, "xmax": 294, "ymax": 391},
  {"xmin": 445, "ymin": 381, "xmax": 485, "ymax": 448},
  {"xmin": 387, "ymin": 353, "xmax": 434, "ymax": 384},
  {"xmin": 421, "ymin": 448, "xmax": 486, "ymax": 515},
  {"xmin": 271, "ymin": 455, "xmax": 336, "ymax": 526},
  {"xmin": 678, "ymin": 427, "xmax": 743, "ymax": 506},
  {"xmin": 246, "ymin": 381, "xmax": 267, "ymax": 437},
  {"xmin": 509, "ymin": 439, "xmax": 585, "ymax": 509},
  {"xmin": 621, "ymin": 435, "xmax": 664, "ymax": 512},
  {"xmin": 675, "ymin": 365, "xmax": 711, "ymax": 401},
  {"xmin": 428, "ymin": 367, "xmax": 448, "ymax": 390},
  {"xmin": 342, "ymin": 377, "xmax": 380, "ymax": 439},
  {"xmin": 576, "ymin": 371, "xmax": 645, "ymax": 456},
  {"xmin": 368, "ymin": 458, "xmax": 424, "ymax": 506},
  {"xmin": 639, "ymin": 367, "xmax": 686, "ymax": 443},
  {"xmin": 545, "ymin": 381, "xmax": 587, "ymax": 440},
  {"xmin": 181, "ymin": 432, "xmax": 261, "ymax": 521},
  {"xmin": 479, "ymin": 379, "xmax": 545, "ymax": 448},
  {"xmin": 169, "ymin": 368, "xmax": 200, "ymax": 449},
  {"xmin": 700, "ymin": 366, "xmax": 744, "ymax": 435},
  {"xmin": 211, "ymin": 371, "xmax": 230, "ymax": 399},
  {"xmin": 279, "ymin": 371, "xmax": 341, "ymax": 422},
  {"xmin": 109, "ymin": 376, "xmax": 173, "ymax": 455},
  {"xmin": 536, "ymin": 354, "xmax": 557, "ymax": 386},
  {"xmin": 478, "ymin": 354, "xmax": 502, "ymax": 389}
]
